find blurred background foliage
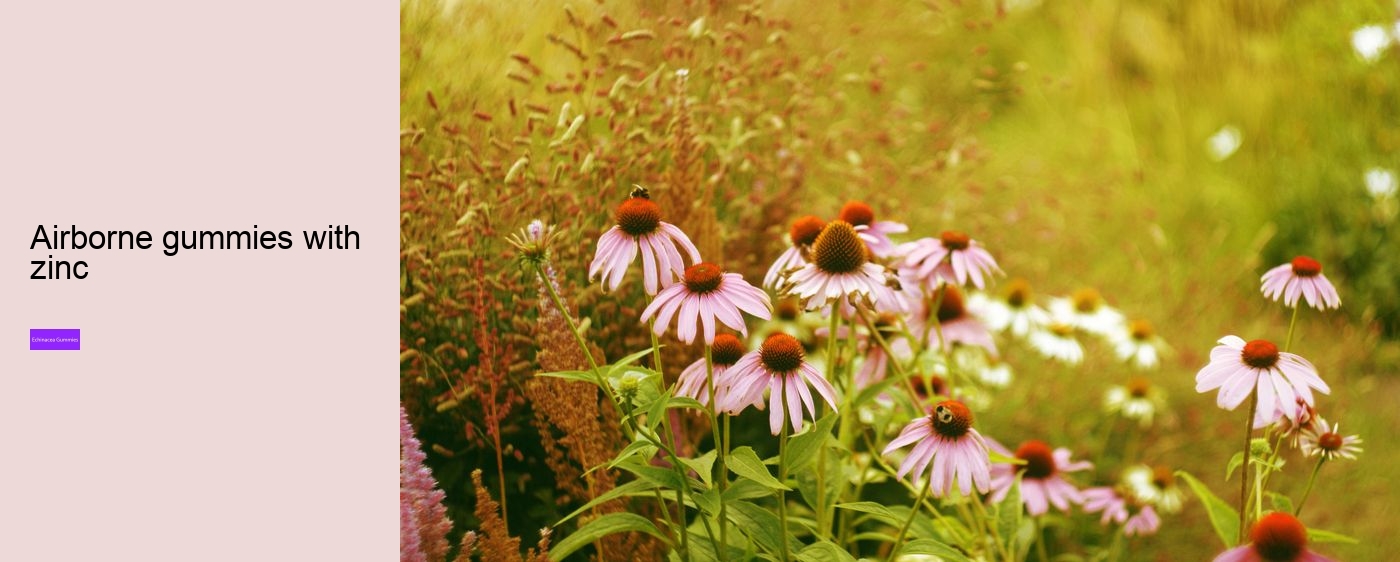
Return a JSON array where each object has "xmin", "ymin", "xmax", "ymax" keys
[{"xmin": 401, "ymin": 0, "xmax": 1399, "ymax": 559}]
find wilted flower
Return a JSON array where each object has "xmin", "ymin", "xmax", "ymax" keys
[
  {"xmin": 720, "ymin": 332, "xmax": 838, "ymax": 434},
  {"xmin": 881, "ymin": 400, "xmax": 992, "ymax": 497},
  {"xmin": 903, "ymin": 230, "xmax": 1003, "ymax": 290},
  {"xmin": 1104, "ymin": 377, "xmax": 1166, "ymax": 427},
  {"xmin": 1213, "ymin": 512, "xmax": 1335, "ymax": 562},
  {"xmin": 1299, "ymin": 418, "xmax": 1363, "ymax": 461},
  {"xmin": 1195, "ymin": 336, "xmax": 1330, "ymax": 421},
  {"xmin": 987, "ymin": 439, "xmax": 1092, "ymax": 516},
  {"xmin": 1260, "ymin": 256, "xmax": 1340, "ymax": 310},
  {"xmin": 641, "ymin": 262, "xmax": 772, "ymax": 344},
  {"xmin": 589, "ymin": 190, "xmax": 702, "ymax": 295}
]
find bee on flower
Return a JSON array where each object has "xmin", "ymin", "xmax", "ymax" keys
[
  {"xmin": 882, "ymin": 400, "xmax": 992, "ymax": 497},
  {"xmin": 589, "ymin": 187, "xmax": 702, "ymax": 295}
]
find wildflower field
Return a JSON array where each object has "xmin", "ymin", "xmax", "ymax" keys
[{"xmin": 400, "ymin": 1, "xmax": 1400, "ymax": 560}]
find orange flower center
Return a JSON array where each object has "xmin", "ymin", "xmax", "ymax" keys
[
  {"xmin": 810, "ymin": 221, "xmax": 867, "ymax": 274},
  {"xmin": 1004, "ymin": 278, "xmax": 1032, "ymax": 307},
  {"xmin": 931, "ymin": 400, "xmax": 974, "ymax": 438},
  {"xmin": 1318, "ymin": 432, "xmax": 1343, "ymax": 451},
  {"xmin": 1127, "ymin": 376, "xmax": 1153, "ymax": 398},
  {"xmin": 683, "ymin": 263, "xmax": 724, "ymax": 293},
  {"xmin": 1072, "ymin": 288, "xmax": 1102, "ymax": 313},
  {"xmin": 1250, "ymin": 512, "xmax": 1307, "ymax": 562},
  {"xmin": 1150, "ymin": 466, "xmax": 1174, "ymax": 490},
  {"xmin": 1129, "ymin": 319, "xmax": 1153, "ymax": 340},
  {"xmin": 759, "ymin": 332, "xmax": 805, "ymax": 373},
  {"xmin": 936, "ymin": 286, "xmax": 966, "ymax": 323},
  {"xmin": 789, "ymin": 215, "xmax": 826, "ymax": 246},
  {"xmin": 1241, "ymin": 339, "xmax": 1280, "ymax": 369},
  {"xmin": 838, "ymin": 200, "xmax": 876, "ymax": 227},
  {"xmin": 1015, "ymin": 440, "xmax": 1056, "ymax": 479},
  {"xmin": 775, "ymin": 297, "xmax": 801, "ymax": 321},
  {"xmin": 940, "ymin": 230, "xmax": 970, "ymax": 250},
  {"xmin": 1290, "ymin": 256, "xmax": 1322, "ymax": 277},
  {"xmin": 711, "ymin": 334, "xmax": 747, "ymax": 366},
  {"xmin": 615, "ymin": 197, "xmax": 662, "ymax": 236}
]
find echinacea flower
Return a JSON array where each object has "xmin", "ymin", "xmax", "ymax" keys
[
  {"xmin": 1047, "ymin": 288, "xmax": 1123, "ymax": 336},
  {"xmin": 641, "ymin": 263, "xmax": 772, "ymax": 345},
  {"xmin": 987, "ymin": 439, "xmax": 1092, "ymax": 516},
  {"xmin": 676, "ymin": 334, "xmax": 747, "ymax": 406},
  {"xmin": 1195, "ymin": 336, "xmax": 1330, "ymax": 421},
  {"xmin": 1260, "ymin": 256, "xmax": 1341, "ymax": 310},
  {"xmin": 720, "ymin": 332, "xmax": 838, "ymax": 434},
  {"xmin": 764, "ymin": 215, "xmax": 825, "ymax": 290},
  {"xmin": 1299, "ymin": 418, "xmax": 1363, "ymax": 461},
  {"xmin": 1109, "ymin": 319, "xmax": 1168, "ymax": 369},
  {"xmin": 839, "ymin": 200, "xmax": 908, "ymax": 258},
  {"xmin": 1104, "ymin": 377, "xmax": 1166, "ymax": 428},
  {"xmin": 786, "ymin": 221, "xmax": 888, "ymax": 310},
  {"xmin": 903, "ymin": 230, "xmax": 1003, "ymax": 290},
  {"xmin": 1213, "ymin": 512, "xmax": 1335, "ymax": 562},
  {"xmin": 1027, "ymin": 322, "xmax": 1084, "ymax": 365},
  {"xmin": 1256, "ymin": 398, "xmax": 1318, "ymax": 445},
  {"xmin": 970, "ymin": 278, "xmax": 1049, "ymax": 337},
  {"xmin": 1082, "ymin": 487, "xmax": 1161, "ymax": 536},
  {"xmin": 881, "ymin": 400, "xmax": 992, "ymax": 497},
  {"xmin": 589, "ymin": 190, "xmax": 702, "ymax": 295},
  {"xmin": 1123, "ymin": 465, "xmax": 1185, "ymax": 514},
  {"xmin": 909, "ymin": 285, "xmax": 998, "ymax": 357}
]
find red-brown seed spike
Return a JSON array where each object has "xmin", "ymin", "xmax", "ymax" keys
[
  {"xmin": 759, "ymin": 333, "xmax": 805, "ymax": 373},
  {"xmin": 1250, "ymin": 512, "xmax": 1308, "ymax": 562},
  {"xmin": 838, "ymin": 200, "xmax": 875, "ymax": 227},
  {"xmin": 1291, "ymin": 256, "xmax": 1322, "ymax": 277},
  {"xmin": 936, "ymin": 285, "xmax": 967, "ymax": 323},
  {"xmin": 810, "ymin": 221, "xmax": 867, "ymax": 274},
  {"xmin": 711, "ymin": 334, "xmax": 747, "ymax": 366},
  {"xmin": 789, "ymin": 215, "xmax": 825, "ymax": 246},
  {"xmin": 940, "ymin": 230, "xmax": 971, "ymax": 250},
  {"xmin": 1241, "ymin": 339, "xmax": 1280, "ymax": 369},
  {"xmin": 684, "ymin": 263, "xmax": 723, "ymax": 293},
  {"xmin": 1014, "ymin": 440, "xmax": 1056, "ymax": 479},
  {"xmin": 615, "ymin": 197, "xmax": 662, "ymax": 236},
  {"xmin": 930, "ymin": 400, "xmax": 973, "ymax": 438}
]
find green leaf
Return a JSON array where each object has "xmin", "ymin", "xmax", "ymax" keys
[
  {"xmin": 550, "ymin": 512, "xmax": 667, "ymax": 560},
  {"xmin": 1226, "ymin": 452, "xmax": 1245, "ymax": 481},
  {"xmin": 536, "ymin": 368, "xmax": 602, "ymax": 385},
  {"xmin": 988, "ymin": 450, "xmax": 1028, "ymax": 465},
  {"xmin": 615, "ymin": 458, "xmax": 687, "ymax": 491},
  {"xmin": 727, "ymin": 500, "xmax": 792, "ymax": 555},
  {"xmin": 667, "ymin": 396, "xmax": 708, "ymax": 411},
  {"xmin": 606, "ymin": 346, "xmax": 658, "ymax": 376},
  {"xmin": 850, "ymin": 375, "xmax": 900, "ymax": 409},
  {"xmin": 557, "ymin": 479, "xmax": 659, "ymax": 525},
  {"xmin": 681, "ymin": 450, "xmax": 717, "ymax": 487},
  {"xmin": 835, "ymin": 502, "xmax": 902, "ymax": 526},
  {"xmin": 607, "ymin": 439, "xmax": 659, "ymax": 470},
  {"xmin": 729, "ymin": 446, "xmax": 790, "ymax": 490},
  {"xmin": 643, "ymin": 384, "xmax": 672, "ymax": 431},
  {"xmin": 902, "ymin": 538, "xmax": 974, "ymax": 562},
  {"xmin": 1266, "ymin": 492, "xmax": 1294, "ymax": 515},
  {"xmin": 782, "ymin": 413, "xmax": 838, "ymax": 473},
  {"xmin": 1177, "ymin": 470, "xmax": 1239, "ymax": 548},
  {"xmin": 996, "ymin": 476, "xmax": 1022, "ymax": 554},
  {"xmin": 796, "ymin": 540, "xmax": 857, "ymax": 562},
  {"xmin": 722, "ymin": 478, "xmax": 774, "ymax": 502},
  {"xmin": 692, "ymin": 488, "xmax": 721, "ymax": 516},
  {"xmin": 1307, "ymin": 528, "xmax": 1360, "ymax": 544}
]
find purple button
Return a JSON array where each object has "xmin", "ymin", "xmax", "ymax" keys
[{"xmin": 31, "ymin": 329, "xmax": 80, "ymax": 350}]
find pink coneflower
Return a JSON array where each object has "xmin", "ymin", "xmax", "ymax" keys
[
  {"xmin": 1253, "ymin": 397, "xmax": 1317, "ymax": 444},
  {"xmin": 881, "ymin": 400, "xmax": 992, "ymax": 497},
  {"xmin": 987, "ymin": 439, "xmax": 1092, "ymax": 516},
  {"xmin": 589, "ymin": 190, "xmax": 702, "ymax": 295},
  {"xmin": 1299, "ymin": 418, "xmax": 1363, "ymax": 461},
  {"xmin": 676, "ymin": 334, "xmax": 747, "ymax": 406},
  {"xmin": 787, "ymin": 221, "xmax": 888, "ymax": 310},
  {"xmin": 1081, "ymin": 487, "xmax": 1161, "ymax": 536},
  {"xmin": 641, "ymin": 262, "xmax": 772, "ymax": 345},
  {"xmin": 903, "ymin": 230, "xmax": 1003, "ymax": 290},
  {"xmin": 1195, "ymin": 336, "xmax": 1330, "ymax": 421},
  {"xmin": 719, "ymin": 333, "xmax": 838, "ymax": 434},
  {"xmin": 839, "ymin": 200, "xmax": 908, "ymax": 258},
  {"xmin": 1260, "ymin": 256, "xmax": 1341, "ymax": 310},
  {"xmin": 1213, "ymin": 512, "xmax": 1335, "ymax": 562},
  {"xmin": 909, "ymin": 285, "xmax": 998, "ymax": 357},
  {"xmin": 764, "ymin": 215, "xmax": 825, "ymax": 290}
]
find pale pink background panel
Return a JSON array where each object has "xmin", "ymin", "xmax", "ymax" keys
[{"xmin": 0, "ymin": 1, "xmax": 396, "ymax": 560}]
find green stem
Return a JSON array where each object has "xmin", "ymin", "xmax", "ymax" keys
[
  {"xmin": 778, "ymin": 380, "xmax": 792, "ymax": 562},
  {"xmin": 1108, "ymin": 529, "xmax": 1124, "ymax": 562},
  {"xmin": 821, "ymin": 310, "xmax": 843, "ymax": 540},
  {"xmin": 888, "ymin": 482, "xmax": 932, "ymax": 560},
  {"xmin": 1295, "ymin": 457, "xmax": 1326, "ymax": 517},
  {"xmin": 970, "ymin": 493, "xmax": 1007, "ymax": 561},
  {"xmin": 1284, "ymin": 304, "xmax": 1301, "ymax": 352},
  {"xmin": 1239, "ymin": 389, "xmax": 1258, "ymax": 544},
  {"xmin": 1035, "ymin": 516, "xmax": 1050, "ymax": 562},
  {"xmin": 705, "ymin": 345, "xmax": 730, "ymax": 562}
]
